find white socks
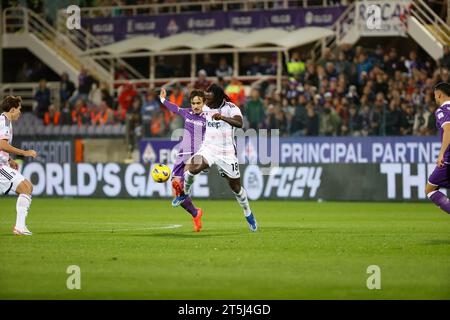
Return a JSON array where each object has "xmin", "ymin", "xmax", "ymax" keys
[
  {"xmin": 16, "ymin": 194, "xmax": 31, "ymax": 229},
  {"xmin": 184, "ymin": 171, "xmax": 195, "ymax": 195},
  {"xmin": 234, "ymin": 187, "xmax": 252, "ymax": 216}
]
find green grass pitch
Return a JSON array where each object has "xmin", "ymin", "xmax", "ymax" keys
[{"xmin": 0, "ymin": 198, "xmax": 449, "ymax": 299}]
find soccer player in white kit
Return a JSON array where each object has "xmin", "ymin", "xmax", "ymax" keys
[
  {"xmin": 0, "ymin": 96, "xmax": 37, "ymax": 235},
  {"xmin": 181, "ymin": 83, "xmax": 257, "ymax": 231}
]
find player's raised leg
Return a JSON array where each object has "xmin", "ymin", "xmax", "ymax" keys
[
  {"xmin": 226, "ymin": 176, "xmax": 257, "ymax": 232},
  {"xmin": 183, "ymin": 155, "xmax": 209, "ymax": 196}
]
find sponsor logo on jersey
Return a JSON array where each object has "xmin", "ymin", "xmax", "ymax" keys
[
  {"xmin": 207, "ymin": 121, "xmax": 221, "ymax": 129},
  {"xmin": 185, "ymin": 118, "xmax": 205, "ymax": 127}
]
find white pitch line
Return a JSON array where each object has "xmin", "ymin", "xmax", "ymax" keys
[{"xmin": 96, "ymin": 224, "xmax": 183, "ymax": 232}]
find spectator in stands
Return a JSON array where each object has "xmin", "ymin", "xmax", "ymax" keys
[
  {"xmin": 405, "ymin": 50, "xmax": 422, "ymax": 76},
  {"xmin": 264, "ymin": 54, "xmax": 278, "ymax": 75},
  {"xmin": 290, "ymin": 94, "xmax": 308, "ymax": 136},
  {"xmin": 142, "ymin": 90, "xmax": 160, "ymax": 137},
  {"xmin": 347, "ymin": 104, "xmax": 362, "ymax": 136},
  {"xmin": 100, "ymin": 82, "xmax": 114, "ymax": 110},
  {"xmin": 70, "ymin": 67, "xmax": 96, "ymax": 106},
  {"xmin": 200, "ymin": 54, "xmax": 216, "ymax": 77},
  {"xmin": 385, "ymin": 98, "xmax": 402, "ymax": 136},
  {"xmin": 59, "ymin": 102, "xmax": 72, "ymax": 125},
  {"xmin": 72, "ymin": 98, "xmax": 90, "ymax": 126},
  {"xmin": 356, "ymin": 52, "xmax": 373, "ymax": 85},
  {"xmin": 247, "ymin": 55, "xmax": 264, "ymax": 76},
  {"xmin": 245, "ymin": 88, "xmax": 265, "ymax": 130},
  {"xmin": 305, "ymin": 103, "xmax": 319, "ymax": 136},
  {"xmin": 89, "ymin": 82, "xmax": 103, "ymax": 107},
  {"xmin": 117, "ymin": 82, "xmax": 137, "ymax": 121},
  {"xmin": 127, "ymin": 95, "xmax": 143, "ymax": 151},
  {"xmin": 266, "ymin": 104, "xmax": 287, "ymax": 136},
  {"xmin": 413, "ymin": 104, "xmax": 430, "ymax": 136},
  {"xmin": 215, "ymin": 57, "xmax": 233, "ymax": 78},
  {"xmin": 91, "ymin": 100, "xmax": 115, "ymax": 126},
  {"xmin": 43, "ymin": 104, "xmax": 60, "ymax": 126},
  {"xmin": 400, "ymin": 102, "xmax": 415, "ymax": 135},
  {"xmin": 115, "ymin": 63, "xmax": 130, "ymax": 81},
  {"xmin": 426, "ymin": 103, "xmax": 437, "ymax": 136},
  {"xmin": 335, "ymin": 51, "xmax": 351, "ymax": 79},
  {"xmin": 225, "ymin": 77, "xmax": 246, "ymax": 107},
  {"xmin": 193, "ymin": 69, "xmax": 211, "ymax": 91},
  {"xmin": 16, "ymin": 62, "xmax": 33, "ymax": 82},
  {"xmin": 34, "ymin": 79, "xmax": 51, "ymax": 119},
  {"xmin": 169, "ymin": 83, "xmax": 185, "ymax": 107},
  {"xmin": 60, "ymin": 72, "xmax": 75, "ymax": 106},
  {"xmin": 287, "ymin": 52, "xmax": 305, "ymax": 80},
  {"xmin": 320, "ymin": 103, "xmax": 341, "ymax": 136},
  {"xmin": 440, "ymin": 46, "xmax": 450, "ymax": 70},
  {"xmin": 150, "ymin": 110, "xmax": 166, "ymax": 137}
]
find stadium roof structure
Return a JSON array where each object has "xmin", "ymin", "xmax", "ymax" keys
[
  {"xmin": 84, "ymin": 27, "xmax": 334, "ymax": 56},
  {"xmin": 82, "ymin": 27, "xmax": 334, "ymax": 91}
]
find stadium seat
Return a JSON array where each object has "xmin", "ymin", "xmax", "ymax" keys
[
  {"xmin": 69, "ymin": 125, "xmax": 78, "ymax": 136},
  {"xmin": 87, "ymin": 125, "xmax": 96, "ymax": 136},
  {"xmin": 60, "ymin": 125, "xmax": 70, "ymax": 136},
  {"xmin": 77, "ymin": 125, "xmax": 88, "ymax": 136}
]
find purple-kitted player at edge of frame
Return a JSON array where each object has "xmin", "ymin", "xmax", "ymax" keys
[
  {"xmin": 426, "ymin": 82, "xmax": 450, "ymax": 215},
  {"xmin": 159, "ymin": 87, "xmax": 206, "ymax": 232}
]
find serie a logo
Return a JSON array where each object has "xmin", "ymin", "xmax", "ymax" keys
[{"xmin": 66, "ymin": 5, "xmax": 81, "ymax": 30}]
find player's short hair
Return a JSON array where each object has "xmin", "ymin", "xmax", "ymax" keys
[
  {"xmin": 190, "ymin": 90, "xmax": 205, "ymax": 102},
  {"xmin": 434, "ymin": 82, "xmax": 450, "ymax": 96},
  {"xmin": 1, "ymin": 96, "xmax": 22, "ymax": 112}
]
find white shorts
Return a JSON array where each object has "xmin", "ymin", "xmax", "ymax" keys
[
  {"xmin": 195, "ymin": 146, "xmax": 240, "ymax": 179},
  {"xmin": 0, "ymin": 165, "xmax": 25, "ymax": 195}
]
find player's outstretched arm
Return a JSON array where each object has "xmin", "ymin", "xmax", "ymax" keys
[
  {"xmin": 437, "ymin": 123, "xmax": 450, "ymax": 167},
  {"xmin": 159, "ymin": 87, "xmax": 186, "ymax": 117},
  {"xmin": 0, "ymin": 140, "xmax": 37, "ymax": 158},
  {"xmin": 213, "ymin": 114, "xmax": 243, "ymax": 128}
]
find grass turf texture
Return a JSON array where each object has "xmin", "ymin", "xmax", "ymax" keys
[{"xmin": 0, "ymin": 198, "xmax": 449, "ymax": 299}]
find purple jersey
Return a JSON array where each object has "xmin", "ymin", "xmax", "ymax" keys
[
  {"xmin": 435, "ymin": 101, "xmax": 450, "ymax": 163},
  {"xmin": 162, "ymin": 99, "xmax": 206, "ymax": 161}
]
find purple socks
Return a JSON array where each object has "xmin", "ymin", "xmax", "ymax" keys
[
  {"xmin": 429, "ymin": 191, "xmax": 450, "ymax": 214},
  {"xmin": 181, "ymin": 196, "xmax": 198, "ymax": 217}
]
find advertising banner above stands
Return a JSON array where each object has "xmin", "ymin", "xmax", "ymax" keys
[
  {"xmin": 355, "ymin": 0, "xmax": 410, "ymax": 37},
  {"xmin": 140, "ymin": 136, "xmax": 440, "ymax": 165},
  {"xmin": 17, "ymin": 162, "xmax": 434, "ymax": 201},
  {"xmin": 82, "ymin": 6, "xmax": 346, "ymax": 44}
]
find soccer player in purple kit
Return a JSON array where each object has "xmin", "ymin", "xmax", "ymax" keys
[
  {"xmin": 426, "ymin": 82, "xmax": 450, "ymax": 214},
  {"xmin": 159, "ymin": 87, "xmax": 206, "ymax": 232}
]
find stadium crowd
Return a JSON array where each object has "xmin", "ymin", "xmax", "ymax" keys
[{"xmin": 33, "ymin": 44, "xmax": 450, "ymax": 144}]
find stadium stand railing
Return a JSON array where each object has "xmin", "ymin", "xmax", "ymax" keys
[
  {"xmin": 0, "ymin": 82, "xmax": 60, "ymax": 111},
  {"xmin": 313, "ymin": 0, "xmax": 449, "ymax": 61},
  {"xmin": 2, "ymin": 7, "xmax": 145, "ymax": 85}
]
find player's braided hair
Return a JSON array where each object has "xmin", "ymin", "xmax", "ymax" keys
[
  {"xmin": 206, "ymin": 83, "xmax": 230, "ymax": 109},
  {"xmin": 434, "ymin": 82, "xmax": 450, "ymax": 97},
  {"xmin": 1, "ymin": 96, "xmax": 22, "ymax": 112}
]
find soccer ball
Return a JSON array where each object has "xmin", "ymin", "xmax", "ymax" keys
[{"xmin": 151, "ymin": 164, "xmax": 171, "ymax": 183}]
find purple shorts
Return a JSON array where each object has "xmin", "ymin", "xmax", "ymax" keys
[{"xmin": 428, "ymin": 164, "xmax": 450, "ymax": 189}]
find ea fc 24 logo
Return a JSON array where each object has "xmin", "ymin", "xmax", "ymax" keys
[{"xmin": 66, "ymin": 5, "xmax": 81, "ymax": 30}]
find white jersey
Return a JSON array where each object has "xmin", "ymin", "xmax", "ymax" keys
[
  {"xmin": 0, "ymin": 113, "xmax": 12, "ymax": 168},
  {"xmin": 202, "ymin": 101, "xmax": 242, "ymax": 156}
]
